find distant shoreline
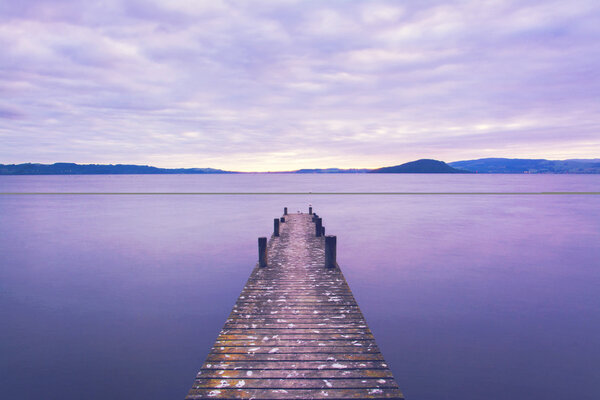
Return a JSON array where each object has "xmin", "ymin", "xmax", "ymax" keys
[{"xmin": 1, "ymin": 158, "xmax": 600, "ymax": 175}]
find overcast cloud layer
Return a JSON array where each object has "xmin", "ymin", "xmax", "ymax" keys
[{"xmin": 1, "ymin": 0, "xmax": 599, "ymax": 171}]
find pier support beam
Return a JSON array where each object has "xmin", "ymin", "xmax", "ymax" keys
[
  {"xmin": 274, "ymin": 218, "xmax": 280, "ymax": 237},
  {"xmin": 315, "ymin": 218, "xmax": 322, "ymax": 237},
  {"xmin": 258, "ymin": 237, "xmax": 267, "ymax": 267},
  {"xmin": 284, "ymin": 207, "xmax": 288, "ymax": 215},
  {"xmin": 325, "ymin": 235, "xmax": 337, "ymax": 268}
]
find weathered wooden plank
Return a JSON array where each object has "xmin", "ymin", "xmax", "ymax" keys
[
  {"xmin": 215, "ymin": 337, "xmax": 375, "ymax": 343},
  {"xmin": 237, "ymin": 296, "xmax": 358, "ymax": 301},
  {"xmin": 187, "ymin": 388, "xmax": 404, "ymax": 399},
  {"xmin": 230, "ymin": 307, "xmax": 362, "ymax": 314},
  {"xmin": 219, "ymin": 328, "xmax": 373, "ymax": 335},
  {"xmin": 219, "ymin": 327, "xmax": 369, "ymax": 332},
  {"xmin": 205, "ymin": 353, "xmax": 384, "ymax": 362},
  {"xmin": 193, "ymin": 378, "xmax": 399, "ymax": 389},
  {"xmin": 226, "ymin": 322, "xmax": 367, "ymax": 327},
  {"xmin": 195, "ymin": 369, "xmax": 395, "ymax": 380},
  {"xmin": 241, "ymin": 286, "xmax": 349, "ymax": 291},
  {"xmin": 237, "ymin": 300, "xmax": 364, "ymax": 310},
  {"xmin": 225, "ymin": 315, "xmax": 366, "ymax": 322},
  {"xmin": 230, "ymin": 309, "xmax": 361, "ymax": 314},
  {"xmin": 210, "ymin": 346, "xmax": 381, "ymax": 354},
  {"xmin": 239, "ymin": 289, "xmax": 356, "ymax": 294},
  {"xmin": 228, "ymin": 315, "xmax": 364, "ymax": 320},
  {"xmin": 200, "ymin": 361, "xmax": 390, "ymax": 370},
  {"xmin": 225, "ymin": 317, "xmax": 366, "ymax": 322},
  {"xmin": 225, "ymin": 320, "xmax": 367, "ymax": 329},
  {"xmin": 241, "ymin": 288, "xmax": 350, "ymax": 291},
  {"xmin": 185, "ymin": 213, "xmax": 403, "ymax": 399},
  {"xmin": 227, "ymin": 316, "xmax": 366, "ymax": 321},
  {"xmin": 217, "ymin": 334, "xmax": 374, "ymax": 341},
  {"xmin": 214, "ymin": 340, "xmax": 376, "ymax": 347}
]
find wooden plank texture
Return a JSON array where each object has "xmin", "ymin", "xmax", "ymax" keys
[{"xmin": 186, "ymin": 213, "xmax": 403, "ymax": 399}]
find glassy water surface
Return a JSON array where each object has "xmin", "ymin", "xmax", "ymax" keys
[{"xmin": 1, "ymin": 174, "xmax": 599, "ymax": 400}]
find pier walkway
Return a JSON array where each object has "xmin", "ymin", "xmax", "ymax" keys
[{"xmin": 186, "ymin": 211, "xmax": 404, "ymax": 399}]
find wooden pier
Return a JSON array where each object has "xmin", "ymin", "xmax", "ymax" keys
[{"xmin": 186, "ymin": 210, "xmax": 404, "ymax": 399}]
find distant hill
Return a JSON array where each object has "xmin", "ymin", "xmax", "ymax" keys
[
  {"xmin": 448, "ymin": 158, "xmax": 600, "ymax": 173},
  {"xmin": 369, "ymin": 159, "xmax": 470, "ymax": 173},
  {"xmin": 0, "ymin": 163, "xmax": 235, "ymax": 175},
  {"xmin": 3, "ymin": 158, "xmax": 599, "ymax": 175}
]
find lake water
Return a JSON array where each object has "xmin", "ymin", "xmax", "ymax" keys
[{"xmin": 1, "ymin": 174, "xmax": 599, "ymax": 400}]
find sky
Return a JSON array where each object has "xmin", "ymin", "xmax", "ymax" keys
[{"xmin": 1, "ymin": 0, "xmax": 599, "ymax": 172}]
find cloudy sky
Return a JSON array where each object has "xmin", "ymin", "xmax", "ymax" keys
[{"xmin": 1, "ymin": 0, "xmax": 599, "ymax": 171}]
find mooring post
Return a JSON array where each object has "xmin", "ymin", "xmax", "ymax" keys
[
  {"xmin": 274, "ymin": 218, "xmax": 280, "ymax": 237},
  {"xmin": 258, "ymin": 237, "xmax": 267, "ymax": 267},
  {"xmin": 322, "ymin": 226, "xmax": 325, "ymax": 236},
  {"xmin": 284, "ymin": 207, "xmax": 288, "ymax": 215},
  {"xmin": 315, "ymin": 218, "xmax": 322, "ymax": 237},
  {"xmin": 325, "ymin": 235, "xmax": 337, "ymax": 268},
  {"xmin": 309, "ymin": 206, "xmax": 313, "ymax": 215},
  {"xmin": 280, "ymin": 216, "xmax": 285, "ymax": 223}
]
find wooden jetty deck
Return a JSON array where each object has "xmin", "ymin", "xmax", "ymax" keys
[{"xmin": 186, "ymin": 210, "xmax": 404, "ymax": 399}]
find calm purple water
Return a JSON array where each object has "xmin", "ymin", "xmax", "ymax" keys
[{"xmin": 1, "ymin": 175, "xmax": 599, "ymax": 400}]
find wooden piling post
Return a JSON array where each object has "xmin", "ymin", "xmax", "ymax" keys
[
  {"xmin": 280, "ymin": 217, "xmax": 285, "ymax": 223},
  {"xmin": 258, "ymin": 237, "xmax": 267, "ymax": 267},
  {"xmin": 274, "ymin": 218, "xmax": 280, "ymax": 237},
  {"xmin": 325, "ymin": 235, "xmax": 337, "ymax": 268},
  {"xmin": 284, "ymin": 207, "xmax": 288, "ymax": 215},
  {"xmin": 309, "ymin": 206, "xmax": 312, "ymax": 215},
  {"xmin": 315, "ymin": 218, "xmax": 322, "ymax": 237},
  {"xmin": 322, "ymin": 226, "xmax": 325, "ymax": 236}
]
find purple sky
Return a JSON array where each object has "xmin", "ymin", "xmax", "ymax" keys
[{"xmin": 1, "ymin": 0, "xmax": 599, "ymax": 171}]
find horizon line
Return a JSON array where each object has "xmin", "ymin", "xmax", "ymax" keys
[{"xmin": 1, "ymin": 192, "xmax": 599, "ymax": 195}]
